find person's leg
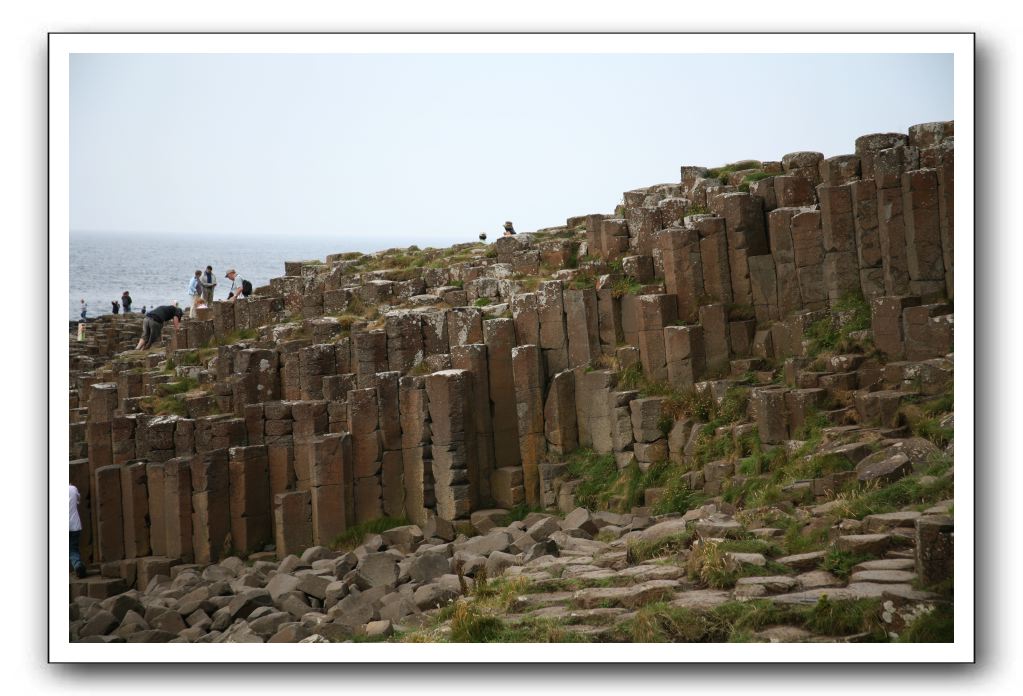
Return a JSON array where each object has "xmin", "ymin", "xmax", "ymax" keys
[
  {"xmin": 69, "ymin": 530, "xmax": 84, "ymax": 575},
  {"xmin": 136, "ymin": 318, "xmax": 151, "ymax": 350}
]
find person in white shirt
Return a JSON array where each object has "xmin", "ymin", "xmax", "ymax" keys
[
  {"xmin": 69, "ymin": 484, "xmax": 86, "ymax": 578},
  {"xmin": 224, "ymin": 268, "xmax": 252, "ymax": 303}
]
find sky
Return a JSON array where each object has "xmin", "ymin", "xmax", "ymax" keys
[{"xmin": 70, "ymin": 52, "xmax": 953, "ymax": 247}]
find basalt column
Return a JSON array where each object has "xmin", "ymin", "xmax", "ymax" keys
[
  {"xmin": 452, "ymin": 345, "xmax": 496, "ymax": 507},
  {"xmin": 512, "ymin": 345, "xmax": 546, "ymax": 507},
  {"xmin": 483, "ymin": 318, "xmax": 521, "ymax": 472},
  {"xmin": 425, "ymin": 369, "xmax": 477, "ymax": 521}
]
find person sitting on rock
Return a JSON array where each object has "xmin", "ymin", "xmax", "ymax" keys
[
  {"xmin": 503, "ymin": 221, "xmax": 516, "ymax": 236},
  {"xmin": 135, "ymin": 304, "xmax": 183, "ymax": 350}
]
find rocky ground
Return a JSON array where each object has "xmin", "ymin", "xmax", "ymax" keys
[{"xmin": 71, "ymin": 487, "xmax": 953, "ymax": 643}]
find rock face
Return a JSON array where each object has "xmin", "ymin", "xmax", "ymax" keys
[{"xmin": 67, "ymin": 121, "xmax": 954, "ymax": 644}]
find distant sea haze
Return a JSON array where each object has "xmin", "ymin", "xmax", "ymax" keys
[{"xmin": 68, "ymin": 231, "xmax": 380, "ymax": 321}]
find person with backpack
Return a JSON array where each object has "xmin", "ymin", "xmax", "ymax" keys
[
  {"xmin": 135, "ymin": 304, "xmax": 183, "ymax": 350},
  {"xmin": 225, "ymin": 268, "xmax": 252, "ymax": 302},
  {"xmin": 121, "ymin": 291, "xmax": 132, "ymax": 313}
]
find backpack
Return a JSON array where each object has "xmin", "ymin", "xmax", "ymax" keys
[{"xmin": 241, "ymin": 279, "xmax": 253, "ymax": 296}]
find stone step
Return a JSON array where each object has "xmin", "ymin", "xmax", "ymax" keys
[
  {"xmin": 852, "ymin": 558, "xmax": 915, "ymax": 573},
  {"xmin": 509, "ymin": 590, "xmax": 575, "ymax": 612},
  {"xmin": 848, "ymin": 569, "xmax": 917, "ymax": 584},
  {"xmin": 572, "ymin": 579, "xmax": 680, "ymax": 609}
]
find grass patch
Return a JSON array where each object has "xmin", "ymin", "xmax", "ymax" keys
[
  {"xmin": 440, "ymin": 576, "xmax": 590, "ymax": 643},
  {"xmin": 909, "ymin": 416, "xmax": 954, "ymax": 449},
  {"xmin": 609, "ymin": 276, "xmax": 644, "ymax": 298},
  {"xmin": 449, "ymin": 602, "xmax": 506, "ymax": 642},
  {"xmin": 499, "ymin": 504, "xmax": 547, "ymax": 526},
  {"xmin": 173, "ymin": 351, "xmax": 202, "ymax": 367},
  {"xmin": 804, "ymin": 292, "xmax": 871, "ymax": 357},
  {"xmin": 820, "ymin": 548, "xmax": 873, "ymax": 580},
  {"xmin": 155, "ymin": 376, "xmax": 200, "ymax": 397},
  {"xmin": 613, "ymin": 602, "xmax": 711, "ymax": 642},
  {"xmin": 803, "ymin": 595, "xmax": 885, "ymax": 638},
  {"xmin": 898, "ymin": 604, "xmax": 953, "ymax": 642},
  {"xmin": 716, "ymin": 538, "xmax": 783, "ymax": 557},
  {"xmin": 779, "ymin": 518, "xmax": 832, "ymax": 555},
  {"xmin": 615, "ymin": 596, "xmax": 884, "ymax": 642},
  {"xmin": 685, "ymin": 540, "xmax": 742, "ymax": 589},
  {"xmin": 566, "ymin": 450, "xmax": 672, "ymax": 513},
  {"xmin": 565, "ymin": 450, "xmax": 619, "ymax": 511},
  {"xmin": 706, "ymin": 160, "xmax": 763, "ymax": 185},
  {"xmin": 922, "ymin": 386, "xmax": 954, "ymax": 416},
  {"xmin": 627, "ymin": 531, "xmax": 694, "ymax": 563},
  {"xmin": 473, "ymin": 298, "xmax": 491, "ymax": 307},
  {"xmin": 830, "ymin": 474, "xmax": 954, "ymax": 520},
  {"xmin": 794, "ymin": 409, "xmax": 831, "ymax": 444},
  {"xmin": 143, "ymin": 395, "xmax": 188, "ymax": 416},
  {"xmin": 651, "ymin": 470, "xmax": 707, "ymax": 516},
  {"xmin": 741, "ymin": 171, "xmax": 775, "ymax": 185},
  {"xmin": 330, "ymin": 516, "xmax": 410, "ymax": 551}
]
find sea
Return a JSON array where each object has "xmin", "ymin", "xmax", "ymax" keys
[{"xmin": 68, "ymin": 231, "xmax": 385, "ymax": 321}]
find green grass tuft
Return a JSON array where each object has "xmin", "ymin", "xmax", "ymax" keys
[
  {"xmin": 330, "ymin": 516, "xmax": 410, "ymax": 551},
  {"xmin": 898, "ymin": 603, "xmax": 953, "ymax": 642}
]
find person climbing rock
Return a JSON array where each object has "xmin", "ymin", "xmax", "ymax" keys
[{"xmin": 135, "ymin": 304, "xmax": 183, "ymax": 350}]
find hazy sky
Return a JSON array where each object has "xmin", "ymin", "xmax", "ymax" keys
[{"xmin": 70, "ymin": 53, "xmax": 953, "ymax": 247}]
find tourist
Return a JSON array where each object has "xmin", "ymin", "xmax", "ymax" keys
[
  {"xmin": 225, "ymin": 268, "xmax": 252, "ymax": 303},
  {"xmin": 79, "ymin": 299, "xmax": 87, "ymax": 319},
  {"xmin": 140, "ymin": 305, "xmax": 146, "ymax": 314},
  {"xmin": 503, "ymin": 221, "xmax": 516, "ymax": 236},
  {"xmin": 135, "ymin": 304, "xmax": 183, "ymax": 350},
  {"xmin": 201, "ymin": 265, "xmax": 217, "ymax": 305},
  {"xmin": 69, "ymin": 483, "xmax": 86, "ymax": 578},
  {"xmin": 188, "ymin": 269, "xmax": 203, "ymax": 318},
  {"xmin": 122, "ymin": 290, "xmax": 132, "ymax": 313},
  {"xmin": 111, "ymin": 300, "xmax": 120, "ymax": 315}
]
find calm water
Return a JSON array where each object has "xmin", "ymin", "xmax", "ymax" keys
[{"xmin": 69, "ymin": 231, "xmax": 378, "ymax": 321}]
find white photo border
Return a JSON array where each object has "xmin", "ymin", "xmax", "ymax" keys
[{"xmin": 49, "ymin": 31, "xmax": 974, "ymax": 664}]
